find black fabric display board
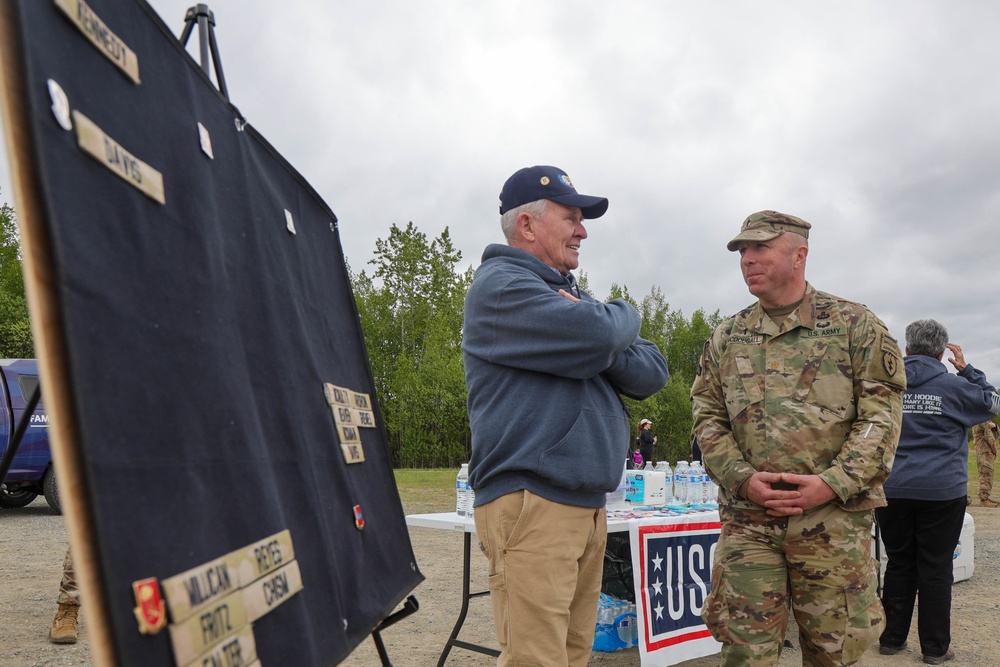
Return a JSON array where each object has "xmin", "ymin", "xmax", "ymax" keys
[{"xmin": 0, "ymin": 1, "xmax": 422, "ymax": 665}]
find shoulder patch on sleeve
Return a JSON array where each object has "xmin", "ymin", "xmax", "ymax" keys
[
  {"xmin": 691, "ymin": 339, "xmax": 712, "ymax": 395},
  {"xmin": 868, "ymin": 329, "xmax": 905, "ymax": 388}
]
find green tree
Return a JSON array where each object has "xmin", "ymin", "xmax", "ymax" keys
[
  {"xmin": 0, "ymin": 192, "xmax": 33, "ymax": 358},
  {"xmin": 351, "ymin": 222, "xmax": 729, "ymax": 470},
  {"xmin": 351, "ymin": 222, "xmax": 472, "ymax": 467},
  {"xmin": 613, "ymin": 280, "xmax": 722, "ymax": 463}
]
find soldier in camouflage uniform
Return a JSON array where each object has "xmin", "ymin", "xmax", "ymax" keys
[
  {"xmin": 972, "ymin": 420, "xmax": 999, "ymax": 507},
  {"xmin": 691, "ymin": 211, "xmax": 906, "ymax": 667},
  {"xmin": 50, "ymin": 546, "xmax": 80, "ymax": 644}
]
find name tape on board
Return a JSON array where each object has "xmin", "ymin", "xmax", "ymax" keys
[
  {"xmin": 178, "ymin": 624, "xmax": 257, "ymax": 667},
  {"xmin": 72, "ymin": 110, "xmax": 165, "ymax": 204},
  {"xmin": 227, "ymin": 529, "xmax": 295, "ymax": 586},
  {"xmin": 241, "ymin": 560, "xmax": 304, "ymax": 623},
  {"xmin": 168, "ymin": 590, "xmax": 249, "ymax": 667},
  {"xmin": 161, "ymin": 554, "xmax": 238, "ymax": 624},
  {"xmin": 53, "ymin": 0, "xmax": 141, "ymax": 83}
]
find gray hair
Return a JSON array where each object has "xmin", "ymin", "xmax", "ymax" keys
[
  {"xmin": 500, "ymin": 199, "xmax": 549, "ymax": 241},
  {"xmin": 905, "ymin": 319, "xmax": 948, "ymax": 358}
]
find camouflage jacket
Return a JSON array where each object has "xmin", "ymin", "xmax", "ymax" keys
[
  {"xmin": 973, "ymin": 421, "xmax": 999, "ymax": 456},
  {"xmin": 691, "ymin": 284, "xmax": 906, "ymax": 512}
]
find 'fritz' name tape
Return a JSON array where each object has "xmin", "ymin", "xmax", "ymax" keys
[{"xmin": 168, "ymin": 590, "xmax": 248, "ymax": 667}]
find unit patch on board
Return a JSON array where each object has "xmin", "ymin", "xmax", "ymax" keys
[{"xmin": 131, "ymin": 577, "xmax": 167, "ymax": 635}]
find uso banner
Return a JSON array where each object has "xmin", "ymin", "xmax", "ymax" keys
[{"xmin": 629, "ymin": 512, "xmax": 722, "ymax": 666}]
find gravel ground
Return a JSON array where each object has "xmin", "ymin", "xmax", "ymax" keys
[{"xmin": 4, "ymin": 492, "xmax": 1000, "ymax": 666}]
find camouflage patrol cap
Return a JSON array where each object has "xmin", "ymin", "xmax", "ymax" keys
[{"xmin": 726, "ymin": 210, "xmax": 812, "ymax": 252}]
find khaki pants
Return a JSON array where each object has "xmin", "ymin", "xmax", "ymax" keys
[{"xmin": 474, "ymin": 490, "xmax": 607, "ymax": 667}]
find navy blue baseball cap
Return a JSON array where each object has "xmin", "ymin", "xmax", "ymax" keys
[{"xmin": 499, "ymin": 166, "xmax": 609, "ymax": 219}]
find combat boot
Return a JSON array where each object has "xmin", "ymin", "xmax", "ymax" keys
[
  {"xmin": 980, "ymin": 498, "xmax": 999, "ymax": 508},
  {"xmin": 50, "ymin": 603, "xmax": 79, "ymax": 644}
]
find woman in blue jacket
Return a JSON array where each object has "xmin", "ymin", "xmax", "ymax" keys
[{"xmin": 877, "ymin": 319, "xmax": 1000, "ymax": 664}]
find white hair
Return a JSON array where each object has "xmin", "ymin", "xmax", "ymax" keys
[{"xmin": 500, "ymin": 199, "xmax": 549, "ymax": 241}]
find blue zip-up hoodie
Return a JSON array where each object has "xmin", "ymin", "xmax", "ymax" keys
[
  {"xmin": 884, "ymin": 355, "xmax": 1000, "ymax": 501},
  {"xmin": 462, "ymin": 244, "xmax": 669, "ymax": 509}
]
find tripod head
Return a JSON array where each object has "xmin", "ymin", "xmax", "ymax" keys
[{"xmin": 178, "ymin": 4, "xmax": 229, "ymax": 101}]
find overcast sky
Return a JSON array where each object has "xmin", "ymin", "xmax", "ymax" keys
[{"xmin": 2, "ymin": 1, "xmax": 998, "ymax": 379}]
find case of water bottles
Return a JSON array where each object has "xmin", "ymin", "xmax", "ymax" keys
[{"xmin": 592, "ymin": 593, "xmax": 638, "ymax": 652}]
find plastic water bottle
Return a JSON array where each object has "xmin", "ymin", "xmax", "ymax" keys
[
  {"xmin": 688, "ymin": 461, "xmax": 701, "ymax": 507},
  {"xmin": 690, "ymin": 461, "xmax": 705, "ymax": 506},
  {"xmin": 698, "ymin": 463, "xmax": 710, "ymax": 505},
  {"xmin": 675, "ymin": 461, "xmax": 690, "ymax": 505},
  {"xmin": 456, "ymin": 463, "xmax": 470, "ymax": 517},
  {"xmin": 701, "ymin": 466, "xmax": 717, "ymax": 507},
  {"xmin": 700, "ymin": 463, "xmax": 712, "ymax": 505},
  {"xmin": 688, "ymin": 461, "xmax": 700, "ymax": 506}
]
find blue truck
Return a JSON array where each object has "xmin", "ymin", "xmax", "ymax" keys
[{"xmin": 0, "ymin": 358, "xmax": 60, "ymax": 513}]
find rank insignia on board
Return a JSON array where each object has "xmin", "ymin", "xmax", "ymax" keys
[{"xmin": 132, "ymin": 577, "xmax": 167, "ymax": 634}]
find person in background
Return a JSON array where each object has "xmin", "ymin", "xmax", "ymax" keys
[
  {"xmin": 692, "ymin": 210, "xmax": 906, "ymax": 666},
  {"xmin": 463, "ymin": 165, "xmax": 668, "ymax": 666},
  {"xmin": 972, "ymin": 420, "xmax": 1000, "ymax": 508},
  {"xmin": 50, "ymin": 546, "xmax": 79, "ymax": 644},
  {"xmin": 689, "ymin": 432, "xmax": 702, "ymax": 463},
  {"xmin": 637, "ymin": 418, "xmax": 657, "ymax": 465},
  {"xmin": 877, "ymin": 321, "xmax": 1000, "ymax": 664}
]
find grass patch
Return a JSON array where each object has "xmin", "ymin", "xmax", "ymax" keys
[
  {"xmin": 394, "ymin": 468, "xmax": 458, "ymax": 515},
  {"xmin": 395, "ymin": 468, "xmax": 457, "ymax": 490}
]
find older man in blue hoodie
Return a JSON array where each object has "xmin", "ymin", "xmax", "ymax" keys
[
  {"xmin": 463, "ymin": 165, "xmax": 669, "ymax": 667},
  {"xmin": 877, "ymin": 319, "xmax": 1000, "ymax": 664}
]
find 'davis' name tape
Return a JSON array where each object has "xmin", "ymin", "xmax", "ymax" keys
[{"xmin": 71, "ymin": 110, "xmax": 165, "ymax": 204}]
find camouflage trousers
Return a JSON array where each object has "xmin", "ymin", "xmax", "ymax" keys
[
  {"xmin": 975, "ymin": 441, "xmax": 996, "ymax": 501},
  {"xmin": 57, "ymin": 546, "xmax": 80, "ymax": 606},
  {"xmin": 703, "ymin": 504, "xmax": 883, "ymax": 667}
]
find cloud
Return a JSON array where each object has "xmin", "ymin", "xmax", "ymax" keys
[{"xmin": 2, "ymin": 0, "xmax": 998, "ymax": 376}]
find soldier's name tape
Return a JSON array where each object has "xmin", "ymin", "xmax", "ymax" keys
[
  {"xmin": 161, "ymin": 529, "xmax": 295, "ymax": 623},
  {"xmin": 54, "ymin": 0, "xmax": 141, "ymax": 83}
]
